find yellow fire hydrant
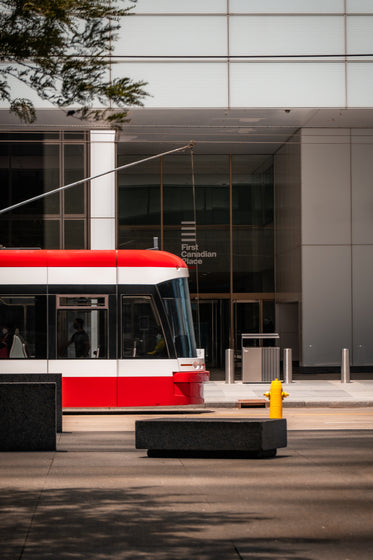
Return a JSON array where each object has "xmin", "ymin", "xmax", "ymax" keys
[{"xmin": 264, "ymin": 378, "xmax": 289, "ymax": 418}]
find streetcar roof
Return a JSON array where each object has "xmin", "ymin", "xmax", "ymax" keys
[{"xmin": 0, "ymin": 249, "xmax": 187, "ymax": 269}]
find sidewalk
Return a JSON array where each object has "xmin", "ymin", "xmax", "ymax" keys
[{"xmin": 203, "ymin": 378, "xmax": 373, "ymax": 407}]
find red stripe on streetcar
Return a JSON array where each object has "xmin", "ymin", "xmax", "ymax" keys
[
  {"xmin": 47, "ymin": 250, "xmax": 116, "ymax": 267},
  {"xmin": 62, "ymin": 377, "xmax": 117, "ymax": 407},
  {"xmin": 0, "ymin": 249, "xmax": 48, "ymax": 267},
  {"xmin": 116, "ymin": 250, "xmax": 187, "ymax": 269},
  {"xmin": 0, "ymin": 249, "xmax": 187, "ymax": 269},
  {"xmin": 62, "ymin": 375, "xmax": 207, "ymax": 407}
]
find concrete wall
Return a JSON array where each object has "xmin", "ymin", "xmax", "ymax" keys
[
  {"xmin": 274, "ymin": 133, "xmax": 301, "ymax": 361},
  {"xmin": 301, "ymin": 129, "xmax": 352, "ymax": 366},
  {"xmin": 2, "ymin": 5, "xmax": 373, "ymax": 113},
  {"xmin": 275, "ymin": 132, "xmax": 302, "ymax": 302},
  {"xmin": 300, "ymin": 129, "xmax": 373, "ymax": 366},
  {"xmin": 275, "ymin": 128, "xmax": 373, "ymax": 367},
  {"xmin": 351, "ymin": 131, "xmax": 373, "ymax": 365},
  {"xmin": 112, "ymin": 5, "xmax": 373, "ymax": 110}
]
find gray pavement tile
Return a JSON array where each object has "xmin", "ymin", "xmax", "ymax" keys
[
  {"xmin": 203, "ymin": 379, "xmax": 373, "ymax": 407},
  {"xmin": 1, "ymin": 413, "xmax": 373, "ymax": 560},
  {"xmin": 234, "ymin": 537, "xmax": 373, "ymax": 560}
]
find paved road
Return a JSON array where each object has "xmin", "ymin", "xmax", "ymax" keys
[{"xmin": 1, "ymin": 409, "xmax": 372, "ymax": 560}]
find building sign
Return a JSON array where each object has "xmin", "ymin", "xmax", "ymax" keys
[{"xmin": 180, "ymin": 221, "xmax": 217, "ymax": 266}]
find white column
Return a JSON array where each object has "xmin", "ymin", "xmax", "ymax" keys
[{"xmin": 89, "ymin": 130, "xmax": 116, "ymax": 249}]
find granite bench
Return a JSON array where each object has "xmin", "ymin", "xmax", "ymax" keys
[
  {"xmin": 0, "ymin": 382, "xmax": 56, "ymax": 451},
  {"xmin": 135, "ymin": 417, "xmax": 287, "ymax": 458},
  {"xmin": 0, "ymin": 374, "xmax": 62, "ymax": 432}
]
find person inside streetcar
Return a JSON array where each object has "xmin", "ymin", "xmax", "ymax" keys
[{"xmin": 67, "ymin": 318, "xmax": 90, "ymax": 358}]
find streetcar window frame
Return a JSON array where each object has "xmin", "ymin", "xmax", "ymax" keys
[
  {"xmin": 0, "ymin": 294, "xmax": 47, "ymax": 359},
  {"xmin": 120, "ymin": 294, "xmax": 170, "ymax": 359},
  {"xmin": 56, "ymin": 294, "xmax": 109, "ymax": 359},
  {"xmin": 56, "ymin": 295, "xmax": 108, "ymax": 309},
  {"xmin": 157, "ymin": 278, "xmax": 197, "ymax": 358}
]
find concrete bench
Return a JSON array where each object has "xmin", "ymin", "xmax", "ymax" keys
[
  {"xmin": 0, "ymin": 374, "xmax": 62, "ymax": 432},
  {"xmin": 135, "ymin": 417, "xmax": 287, "ymax": 458},
  {"xmin": 0, "ymin": 383, "xmax": 56, "ymax": 451}
]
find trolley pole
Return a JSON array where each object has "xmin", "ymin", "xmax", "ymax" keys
[{"xmin": 0, "ymin": 142, "xmax": 196, "ymax": 216}]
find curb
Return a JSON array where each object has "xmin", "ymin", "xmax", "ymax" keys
[
  {"xmin": 63, "ymin": 402, "xmax": 373, "ymax": 414},
  {"xmin": 204, "ymin": 401, "xmax": 373, "ymax": 408}
]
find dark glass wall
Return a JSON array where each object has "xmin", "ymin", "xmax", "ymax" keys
[
  {"xmin": 118, "ymin": 151, "xmax": 274, "ymax": 366},
  {"xmin": 118, "ymin": 152, "xmax": 274, "ymax": 296},
  {"xmin": 232, "ymin": 156, "xmax": 274, "ymax": 293},
  {"xmin": 0, "ymin": 133, "xmax": 88, "ymax": 249},
  {"xmin": 117, "ymin": 156, "xmax": 161, "ymax": 250},
  {"xmin": 163, "ymin": 155, "xmax": 230, "ymax": 294}
]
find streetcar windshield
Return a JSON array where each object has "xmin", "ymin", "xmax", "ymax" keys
[{"xmin": 158, "ymin": 278, "xmax": 197, "ymax": 358}]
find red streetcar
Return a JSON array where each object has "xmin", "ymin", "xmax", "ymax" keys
[{"xmin": 0, "ymin": 249, "xmax": 209, "ymax": 407}]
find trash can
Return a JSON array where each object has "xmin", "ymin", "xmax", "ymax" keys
[{"xmin": 241, "ymin": 334, "xmax": 280, "ymax": 382}]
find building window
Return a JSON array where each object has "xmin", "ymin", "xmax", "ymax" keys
[
  {"xmin": 118, "ymin": 156, "xmax": 161, "ymax": 251},
  {"xmin": 117, "ymin": 151, "xmax": 274, "ymax": 295},
  {"xmin": 0, "ymin": 132, "xmax": 88, "ymax": 249},
  {"xmin": 232, "ymin": 155, "xmax": 274, "ymax": 293},
  {"xmin": 117, "ymin": 148, "xmax": 275, "ymax": 368}
]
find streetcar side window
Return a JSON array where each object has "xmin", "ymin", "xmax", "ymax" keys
[
  {"xmin": 121, "ymin": 295, "xmax": 168, "ymax": 359},
  {"xmin": 56, "ymin": 296, "xmax": 108, "ymax": 359},
  {"xmin": 0, "ymin": 296, "xmax": 47, "ymax": 359},
  {"xmin": 158, "ymin": 278, "xmax": 197, "ymax": 358}
]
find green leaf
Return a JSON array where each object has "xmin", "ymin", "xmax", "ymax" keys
[
  {"xmin": 0, "ymin": 0, "xmax": 147, "ymax": 125},
  {"xmin": 9, "ymin": 98, "xmax": 36, "ymax": 123}
]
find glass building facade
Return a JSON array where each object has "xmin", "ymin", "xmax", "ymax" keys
[
  {"xmin": 0, "ymin": 132, "xmax": 89, "ymax": 249},
  {"xmin": 2, "ymin": 2, "xmax": 373, "ymax": 370},
  {"xmin": 118, "ymin": 150, "xmax": 275, "ymax": 367}
]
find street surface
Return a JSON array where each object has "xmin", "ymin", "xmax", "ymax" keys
[
  {"xmin": 63, "ymin": 406, "xmax": 373, "ymax": 431},
  {"xmin": 0, "ymin": 408, "xmax": 372, "ymax": 560}
]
